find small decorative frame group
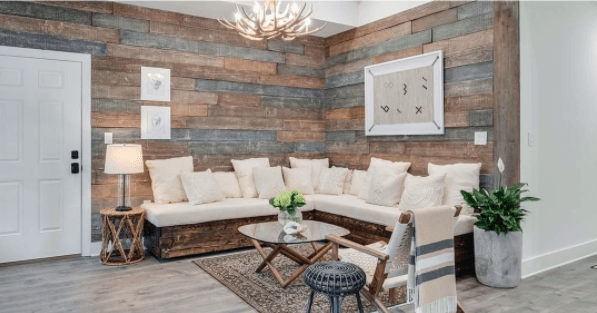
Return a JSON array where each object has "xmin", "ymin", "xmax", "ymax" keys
[{"xmin": 364, "ymin": 51, "xmax": 444, "ymax": 136}]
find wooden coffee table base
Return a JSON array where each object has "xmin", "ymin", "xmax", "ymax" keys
[{"xmin": 251, "ymin": 239, "xmax": 333, "ymax": 288}]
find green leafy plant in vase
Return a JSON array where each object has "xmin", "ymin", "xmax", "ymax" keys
[
  {"xmin": 269, "ymin": 190, "xmax": 306, "ymax": 226},
  {"xmin": 460, "ymin": 158, "xmax": 540, "ymax": 288}
]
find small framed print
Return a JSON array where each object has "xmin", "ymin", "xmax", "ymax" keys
[
  {"xmin": 141, "ymin": 106, "xmax": 171, "ymax": 139},
  {"xmin": 364, "ymin": 50, "xmax": 444, "ymax": 136},
  {"xmin": 141, "ymin": 67, "xmax": 170, "ymax": 102}
]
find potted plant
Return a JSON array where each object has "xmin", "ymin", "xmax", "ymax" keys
[
  {"xmin": 460, "ymin": 158, "xmax": 540, "ymax": 288},
  {"xmin": 269, "ymin": 190, "xmax": 306, "ymax": 225}
]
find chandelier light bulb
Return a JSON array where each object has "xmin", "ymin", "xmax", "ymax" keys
[
  {"xmin": 291, "ymin": 2, "xmax": 299, "ymax": 13},
  {"xmin": 234, "ymin": 12, "xmax": 241, "ymax": 21},
  {"xmin": 305, "ymin": 17, "xmax": 311, "ymax": 26},
  {"xmin": 253, "ymin": 3, "xmax": 260, "ymax": 13}
]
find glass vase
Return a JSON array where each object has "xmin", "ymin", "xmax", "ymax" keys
[{"xmin": 278, "ymin": 208, "xmax": 303, "ymax": 226}]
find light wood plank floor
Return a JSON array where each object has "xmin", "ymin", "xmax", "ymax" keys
[{"xmin": 1, "ymin": 252, "xmax": 596, "ymax": 313}]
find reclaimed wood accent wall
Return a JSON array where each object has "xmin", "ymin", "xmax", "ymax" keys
[
  {"xmin": 0, "ymin": 1, "xmax": 326, "ymax": 241},
  {"xmin": 323, "ymin": 0, "xmax": 496, "ymax": 185}
]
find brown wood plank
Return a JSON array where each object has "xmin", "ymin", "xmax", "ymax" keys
[
  {"xmin": 423, "ymin": 29, "xmax": 494, "ymax": 56},
  {"xmin": 327, "ymin": 22, "xmax": 411, "ymax": 57},
  {"xmin": 412, "ymin": 8, "xmax": 458, "ymax": 33},
  {"xmin": 493, "ymin": 1, "xmax": 520, "ymax": 186}
]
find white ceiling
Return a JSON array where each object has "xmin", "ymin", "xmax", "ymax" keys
[{"xmin": 122, "ymin": 0, "xmax": 431, "ymax": 37}]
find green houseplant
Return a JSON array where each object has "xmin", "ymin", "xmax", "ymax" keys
[
  {"xmin": 460, "ymin": 158, "xmax": 540, "ymax": 288},
  {"xmin": 269, "ymin": 190, "xmax": 306, "ymax": 225}
]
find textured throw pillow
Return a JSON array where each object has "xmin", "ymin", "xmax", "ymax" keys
[
  {"xmin": 179, "ymin": 169, "xmax": 223, "ymax": 205},
  {"xmin": 398, "ymin": 173, "xmax": 447, "ymax": 210},
  {"xmin": 349, "ymin": 170, "xmax": 367, "ymax": 196},
  {"xmin": 146, "ymin": 156, "xmax": 194, "ymax": 204},
  {"xmin": 289, "ymin": 157, "xmax": 329, "ymax": 190},
  {"xmin": 340, "ymin": 168, "xmax": 353, "ymax": 194},
  {"xmin": 316, "ymin": 167, "xmax": 348, "ymax": 196},
  {"xmin": 358, "ymin": 157, "xmax": 411, "ymax": 200},
  {"xmin": 282, "ymin": 167, "xmax": 314, "ymax": 195},
  {"xmin": 231, "ymin": 158, "xmax": 270, "ymax": 198},
  {"xmin": 428, "ymin": 163, "xmax": 481, "ymax": 215},
  {"xmin": 366, "ymin": 171, "xmax": 407, "ymax": 207},
  {"xmin": 253, "ymin": 166, "xmax": 287, "ymax": 199},
  {"xmin": 212, "ymin": 172, "xmax": 242, "ymax": 198}
]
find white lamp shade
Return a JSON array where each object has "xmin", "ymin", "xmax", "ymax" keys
[{"xmin": 104, "ymin": 144, "xmax": 144, "ymax": 174}]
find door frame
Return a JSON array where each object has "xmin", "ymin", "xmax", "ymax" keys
[{"xmin": 0, "ymin": 46, "xmax": 92, "ymax": 257}]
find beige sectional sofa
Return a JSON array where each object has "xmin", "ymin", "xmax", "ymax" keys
[{"xmin": 142, "ymin": 156, "xmax": 479, "ymax": 276}]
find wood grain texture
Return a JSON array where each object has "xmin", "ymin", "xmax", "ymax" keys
[
  {"xmin": 327, "ymin": 21, "xmax": 411, "ymax": 57},
  {"xmin": 412, "ymin": 8, "xmax": 458, "ymax": 33},
  {"xmin": 493, "ymin": 0, "xmax": 520, "ymax": 187}
]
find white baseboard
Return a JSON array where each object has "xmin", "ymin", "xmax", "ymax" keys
[
  {"xmin": 89, "ymin": 242, "xmax": 102, "ymax": 257},
  {"xmin": 521, "ymin": 238, "xmax": 597, "ymax": 278}
]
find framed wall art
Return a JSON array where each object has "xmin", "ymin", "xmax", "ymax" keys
[
  {"xmin": 141, "ymin": 106, "xmax": 171, "ymax": 139},
  {"xmin": 364, "ymin": 50, "xmax": 444, "ymax": 136},
  {"xmin": 141, "ymin": 66, "xmax": 170, "ymax": 102}
]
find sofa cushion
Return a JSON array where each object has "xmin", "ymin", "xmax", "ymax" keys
[
  {"xmin": 341, "ymin": 168, "xmax": 353, "ymax": 194},
  {"xmin": 213, "ymin": 172, "xmax": 242, "ymax": 198},
  {"xmin": 146, "ymin": 156, "xmax": 194, "ymax": 204},
  {"xmin": 282, "ymin": 167, "xmax": 314, "ymax": 195},
  {"xmin": 289, "ymin": 157, "xmax": 329, "ymax": 190},
  {"xmin": 231, "ymin": 157, "xmax": 270, "ymax": 198},
  {"xmin": 349, "ymin": 170, "xmax": 367, "ymax": 196},
  {"xmin": 313, "ymin": 194, "xmax": 474, "ymax": 236},
  {"xmin": 358, "ymin": 158, "xmax": 410, "ymax": 200},
  {"xmin": 316, "ymin": 167, "xmax": 348, "ymax": 196},
  {"xmin": 179, "ymin": 169, "xmax": 223, "ymax": 205},
  {"xmin": 365, "ymin": 171, "xmax": 407, "ymax": 207},
  {"xmin": 254, "ymin": 166, "xmax": 286, "ymax": 199},
  {"xmin": 428, "ymin": 163, "xmax": 481, "ymax": 215},
  {"xmin": 142, "ymin": 196, "xmax": 316, "ymax": 227},
  {"xmin": 398, "ymin": 174, "xmax": 447, "ymax": 210}
]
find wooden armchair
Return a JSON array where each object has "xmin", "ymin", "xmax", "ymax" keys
[{"xmin": 326, "ymin": 205, "xmax": 465, "ymax": 313}]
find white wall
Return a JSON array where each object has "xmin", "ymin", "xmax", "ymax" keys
[
  {"xmin": 357, "ymin": 0, "xmax": 431, "ymax": 26},
  {"xmin": 520, "ymin": 1, "xmax": 597, "ymax": 277}
]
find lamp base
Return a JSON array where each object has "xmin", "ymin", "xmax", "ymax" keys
[{"xmin": 116, "ymin": 206, "xmax": 132, "ymax": 212}]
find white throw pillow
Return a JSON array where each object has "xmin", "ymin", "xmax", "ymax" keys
[
  {"xmin": 146, "ymin": 156, "xmax": 194, "ymax": 204},
  {"xmin": 366, "ymin": 171, "xmax": 407, "ymax": 207},
  {"xmin": 340, "ymin": 168, "xmax": 353, "ymax": 194},
  {"xmin": 231, "ymin": 158, "xmax": 270, "ymax": 198},
  {"xmin": 428, "ymin": 163, "xmax": 481, "ymax": 215},
  {"xmin": 289, "ymin": 157, "xmax": 329, "ymax": 190},
  {"xmin": 316, "ymin": 167, "xmax": 348, "ymax": 196},
  {"xmin": 358, "ymin": 157, "xmax": 411, "ymax": 200},
  {"xmin": 253, "ymin": 166, "xmax": 287, "ymax": 199},
  {"xmin": 282, "ymin": 167, "xmax": 314, "ymax": 195},
  {"xmin": 179, "ymin": 169, "xmax": 223, "ymax": 205},
  {"xmin": 398, "ymin": 173, "xmax": 447, "ymax": 210},
  {"xmin": 212, "ymin": 172, "xmax": 242, "ymax": 198},
  {"xmin": 349, "ymin": 170, "xmax": 367, "ymax": 196}
]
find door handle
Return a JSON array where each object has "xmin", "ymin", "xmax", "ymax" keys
[{"xmin": 71, "ymin": 163, "xmax": 80, "ymax": 174}]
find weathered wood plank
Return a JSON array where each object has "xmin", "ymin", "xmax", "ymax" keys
[
  {"xmin": 194, "ymin": 79, "xmax": 325, "ymax": 99},
  {"xmin": 267, "ymin": 40, "xmax": 305, "ymax": 54},
  {"xmin": 106, "ymin": 44, "xmax": 224, "ymax": 68},
  {"xmin": 113, "ymin": 2, "xmax": 184, "ymax": 25},
  {"xmin": 493, "ymin": 0, "xmax": 520, "ymax": 187},
  {"xmin": 326, "ymin": 107, "xmax": 365, "ymax": 120},
  {"xmin": 43, "ymin": 1, "xmax": 114, "ymax": 14},
  {"xmin": 445, "ymin": 46, "xmax": 493, "ymax": 68},
  {"xmin": 259, "ymin": 74, "xmax": 325, "ymax": 89},
  {"xmin": 277, "ymin": 131, "xmax": 325, "ymax": 142},
  {"xmin": 277, "ymin": 65, "xmax": 324, "ymax": 78},
  {"xmin": 285, "ymin": 53, "xmax": 324, "ymax": 68},
  {"xmin": 458, "ymin": 1, "xmax": 494, "ymax": 20},
  {"xmin": 217, "ymin": 93, "xmax": 261, "ymax": 107},
  {"xmin": 412, "ymin": 8, "xmax": 458, "ymax": 33},
  {"xmin": 327, "ymin": 97, "xmax": 365, "ymax": 110},
  {"xmin": 260, "ymin": 97, "xmax": 323, "ymax": 110},
  {"xmin": 327, "ymin": 21, "xmax": 411, "ymax": 57},
  {"xmin": 445, "ymin": 111, "xmax": 470, "ymax": 128},
  {"xmin": 445, "ymin": 78, "xmax": 493, "ymax": 98},
  {"xmin": 0, "ymin": 28, "xmax": 107, "ymax": 56},
  {"xmin": 423, "ymin": 29, "xmax": 493, "ymax": 56},
  {"xmin": 326, "ymin": 71, "xmax": 364, "ymax": 89},
  {"xmin": 92, "ymin": 13, "xmax": 149, "ymax": 32},
  {"xmin": 0, "ymin": 1, "xmax": 92, "ymax": 24},
  {"xmin": 445, "ymin": 61, "xmax": 493, "ymax": 83},
  {"xmin": 432, "ymin": 13, "xmax": 493, "ymax": 42},
  {"xmin": 224, "ymin": 58, "xmax": 277, "ymax": 75},
  {"xmin": 469, "ymin": 109, "xmax": 494, "ymax": 127},
  {"xmin": 445, "ymin": 94, "xmax": 494, "ymax": 112}
]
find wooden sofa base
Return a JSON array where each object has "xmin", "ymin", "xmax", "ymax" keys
[{"xmin": 144, "ymin": 210, "xmax": 474, "ymax": 276}]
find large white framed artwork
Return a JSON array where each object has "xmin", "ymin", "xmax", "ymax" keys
[
  {"xmin": 141, "ymin": 66, "xmax": 170, "ymax": 102},
  {"xmin": 141, "ymin": 106, "xmax": 171, "ymax": 139},
  {"xmin": 364, "ymin": 50, "xmax": 444, "ymax": 136}
]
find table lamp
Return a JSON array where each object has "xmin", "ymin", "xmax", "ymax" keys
[{"xmin": 104, "ymin": 144, "xmax": 144, "ymax": 212}]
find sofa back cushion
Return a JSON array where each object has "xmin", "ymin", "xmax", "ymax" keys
[
  {"xmin": 365, "ymin": 171, "xmax": 407, "ymax": 207},
  {"xmin": 282, "ymin": 167, "xmax": 314, "ymax": 195},
  {"xmin": 253, "ymin": 166, "xmax": 286, "ymax": 199},
  {"xmin": 146, "ymin": 156, "xmax": 194, "ymax": 204},
  {"xmin": 428, "ymin": 163, "xmax": 481, "ymax": 215},
  {"xmin": 316, "ymin": 167, "xmax": 348, "ymax": 196},
  {"xmin": 398, "ymin": 173, "xmax": 447, "ymax": 210},
  {"xmin": 341, "ymin": 168, "xmax": 353, "ymax": 194},
  {"xmin": 358, "ymin": 157, "xmax": 411, "ymax": 200},
  {"xmin": 232, "ymin": 158, "xmax": 270, "ymax": 198},
  {"xmin": 213, "ymin": 172, "xmax": 242, "ymax": 198},
  {"xmin": 289, "ymin": 157, "xmax": 329, "ymax": 190},
  {"xmin": 348, "ymin": 170, "xmax": 367, "ymax": 196},
  {"xmin": 179, "ymin": 169, "xmax": 223, "ymax": 205}
]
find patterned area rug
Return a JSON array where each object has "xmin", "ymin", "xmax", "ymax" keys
[{"xmin": 192, "ymin": 244, "xmax": 406, "ymax": 313}]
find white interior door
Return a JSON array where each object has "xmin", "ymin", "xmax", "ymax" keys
[{"xmin": 0, "ymin": 55, "xmax": 82, "ymax": 263}]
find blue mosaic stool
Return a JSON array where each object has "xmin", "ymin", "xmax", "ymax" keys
[{"xmin": 303, "ymin": 261, "xmax": 366, "ymax": 313}]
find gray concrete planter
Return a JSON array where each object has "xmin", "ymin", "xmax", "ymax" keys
[{"xmin": 474, "ymin": 226, "xmax": 523, "ymax": 288}]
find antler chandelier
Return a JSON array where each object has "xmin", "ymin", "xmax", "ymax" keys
[{"xmin": 218, "ymin": 0, "xmax": 326, "ymax": 41}]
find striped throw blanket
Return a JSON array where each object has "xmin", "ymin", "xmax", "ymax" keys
[{"xmin": 407, "ymin": 206, "xmax": 457, "ymax": 313}]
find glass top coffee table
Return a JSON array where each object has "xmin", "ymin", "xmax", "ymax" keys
[{"xmin": 238, "ymin": 220, "xmax": 350, "ymax": 288}]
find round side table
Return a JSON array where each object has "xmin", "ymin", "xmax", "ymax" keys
[
  {"xmin": 100, "ymin": 207, "xmax": 146, "ymax": 266},
  {"xmin": 303, "ymin": 261, "xmax": 366, "ymax": 313}
]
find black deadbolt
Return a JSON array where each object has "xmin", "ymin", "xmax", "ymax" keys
[
  {"xmin": 71, "ymin": 163, "xmax": 80, "ymax": 174},
  {"xmin": 71, "ymin": 150, "xmax": 79, "ymax": 159}
]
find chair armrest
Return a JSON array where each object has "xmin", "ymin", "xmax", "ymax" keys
[{"xmin": 326, "ymin": 234, "xmax": 389, "ymax": 261}]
